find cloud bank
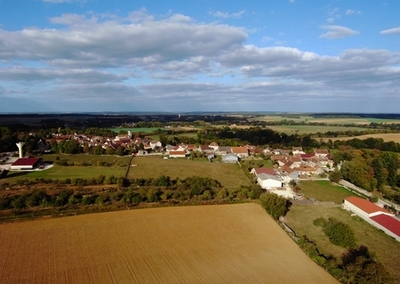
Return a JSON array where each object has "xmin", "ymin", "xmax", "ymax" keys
[{"xmin": 0, "ymin": 10, "xmax": 399, "ymax": 113}]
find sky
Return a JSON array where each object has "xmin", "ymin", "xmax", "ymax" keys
[{"xmin": 0, "ymin": 0, "xmax": 399, "ymax": 113}]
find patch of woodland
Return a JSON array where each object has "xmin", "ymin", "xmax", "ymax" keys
[{"xmin": 0, "ymin": 175, "xmax": 263, "ymax": 222}]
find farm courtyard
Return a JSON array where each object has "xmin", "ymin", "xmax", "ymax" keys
[{"xmin": 0, "ymin": 203, "xmax": 337, "ymax": 284}]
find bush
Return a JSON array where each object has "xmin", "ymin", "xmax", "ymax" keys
[
  {"xmin": 323, "ymin": 218, "xmax": 356, "ymax": 248},
  {"xmin": 313, "ymin": 217, "xmax": 327, "ymax": 227},
  {"xmin": 329, "ymin": 170, "xmax": 343, "ymax": 183}
]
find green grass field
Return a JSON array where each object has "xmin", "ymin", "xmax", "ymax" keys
[
  {"xmin": 286, "ymin": 204, "xmax": 400, "ymax": 280},
  {"xmin": 0, "ymin": 154, "xmax": 130, "ymax": 184},
  {"xmin": 40, "ymin": 154, "xmax": 131, "ymax": 166},
  {"xmin": 109, "ymin": 127, "xmax": 164, "ymax": 133},
  {"xmin": 128, "ymin": 156, "xmax": 251, "ymax": 189},
  {"xmin": 298, "ymin": 180, "xmax": 356, "ymax": 204},
  {"xmin": 3, "ymin": 166, "xmax": 127, "ymax": 182},
  {"xmin": 286, "ymin": 180, "xmax": 400, "ymax": 280}
]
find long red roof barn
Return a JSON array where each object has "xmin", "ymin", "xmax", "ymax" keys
[
  {"xmin": 370, "ymin": 214, "xmax": 400, "ymax": 239},
  {"xmin": 345, "ymin": 196, "xmax": 392, "ymax": 215}
]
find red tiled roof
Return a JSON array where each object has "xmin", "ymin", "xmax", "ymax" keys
[
  {"xmin": 370, "ymin": 214, "xmax": 400, "ymax": 238},
  {"xmin": 300, "ymin": 154, "xmax": 315, "ymax": 159},
  {"xmin": 12, "ymin": 158, "xmax": 41, "ymax": 166},
  {"xmin": 169, "ymin": 151, "xmax": 186, "ymax": 155},
  {"xmin": 231, "ymin": 147, "xmax": 248, "ymax": 154},
  {"xmin": 345, "ymin": 196, "xmax": 391, "ymax": 215}
]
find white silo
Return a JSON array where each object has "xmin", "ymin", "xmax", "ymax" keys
[{"xmin": 16, "ymin": 142, "xmax": 25, "ymax": 158}]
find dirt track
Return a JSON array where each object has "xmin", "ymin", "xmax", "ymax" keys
[{"xmin": 0, "ymin": 204, "xmax": 337, "ymax": 283}]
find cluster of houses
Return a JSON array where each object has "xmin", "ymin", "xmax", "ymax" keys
[
  {"xmin": 344, "ymin": 196, "xmax": 400, "ymax": 242},
  {"xmin": 47, "ymin": 132, "xmax": 336, "ymax": 191}
]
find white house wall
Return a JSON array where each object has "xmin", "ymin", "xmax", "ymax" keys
[
  {"xmin": 257, "ymin": 178, "xmax": 282, "ymax": 189},
  {"xmin": 344, "ymin": 200, "xmax": 370, "ymax": 220}
]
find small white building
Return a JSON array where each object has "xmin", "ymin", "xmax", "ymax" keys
[
  {"xmin": 169, "ymin": 150, "xmax": 187, "ymax": 158},
  {"xmin": 257, "ymin": 173, "xmax": 283, "ymax": 189},
  {"xmin": 221, "ymin": 153, "xmax": 239, "ymax": 163}
]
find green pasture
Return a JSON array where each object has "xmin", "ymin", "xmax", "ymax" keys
[
  {"xmin": 298, "ymin": 180, "xmax": 355, "ymax": 204},
  {"xmin": 128, "ymin": 156, "xmax": 251, "ymax": 189},
  {"xmin": 109, "ymin": 127, "xmax": 164, "ymax": 133},
  {"xmin": 3, "ymin": 166, "xmax": 126, "ymax": 183},
  {"xmin": 0, "ymin": 154, "xmax": 130, "ymax": 184},
  {"xmin": 265, "ymin": 125, "xmax": 373, "ymax": 135},
  {"xmin": 286, "ymin": 204, "xmax": 400, "ymax": 279},
  {"xmin": 251, "ymin": 115, "xmax": 313, "ymax": 122}
]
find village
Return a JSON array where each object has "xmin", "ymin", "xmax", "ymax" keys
[{"xmin": 4, "ymin": 130, "xmax": 336, "ymax": 197}]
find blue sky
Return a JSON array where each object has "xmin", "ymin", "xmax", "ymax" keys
[{"xmin": 0, "ymin": 0, "xmax": 399, "ymax": 113}]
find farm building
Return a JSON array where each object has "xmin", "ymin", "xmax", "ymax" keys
[
  {"xmin": 10, "ymin": 158, "xmax": 42, "ymax": 170},
  {"xmin": 168, "ymin": 150, "xmax": 187, "ymax": 158},
  {"xmin": 256, "ymin": 173, "xmax": 283, "ymax": 189},
  {"xmin": 370, "ymin": 214, "xmax": 400, "ymax": 242},
  {"xmin": 344, "ymin": 196, "xmax": 394, "ymax": 219},
  {"xmin": 344, "ymin": 196, "xmax": 400, "ymax": 241},
  {"xmin": 221, "ymin": 153, "xmax": 238, "ymax": 163}
]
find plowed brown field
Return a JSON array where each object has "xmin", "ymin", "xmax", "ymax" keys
[{"xmin": 0, "ymin": 204, "xmax": 337, "ymax": 283}]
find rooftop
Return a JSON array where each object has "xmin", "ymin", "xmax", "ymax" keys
[
  {"xmin": 345, "ymin": 196, "xmax": 392, "ymax": 215},
  {"xmin": 11, "ymin": 158, "xmax": 42, "ymax": 166},
  {"xmin": 370, "ymin": 214, "xmax": 400, "ymax": 238}
]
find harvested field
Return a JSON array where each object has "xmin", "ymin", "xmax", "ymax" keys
[{"xmin": 0, "ymin": 204, "xmax": 337, "ymax": 284}]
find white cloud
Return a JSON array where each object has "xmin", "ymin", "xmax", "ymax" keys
[
  {"xmin": 289, "ymin": 0, "xmax": 296, "ymax": 3},
  {"xmin": 0, "ymin": 12, "xmax": 247, "ymax": 69},
  {"xmin": 380, "ymin": 27, "xmax": 400, "ymax": 35},
  {"xmin": 319, "ymin": 25, "xmax": 359, "ymax": 39},
  {"xmin": 0, "ymin": 9, "xmax": 400, "ymax": 112},
  {"xmin": 261, "ymin": 36, "xmax": 274, "ymax": 42},
  {"xmin": 326, "ymin": 8, "xmax": 341, "ymax": 23},
  {"xmin": 43, "ymin": 0, "xmax": 86, "ymax": 3},
  {"xmin": 345, "ymin": 9, "xmax": 362, "ymax": 16},
  {"xmin": 209, "ymin": 10, "xmax": 245, "ymax": 19}
]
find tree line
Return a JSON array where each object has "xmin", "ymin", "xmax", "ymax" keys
[{"xmin": 0, "ymin": 175, "xmax": 263, "ymax": 212}]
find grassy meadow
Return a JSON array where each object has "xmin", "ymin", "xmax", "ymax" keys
[
  {"xmin": 297, "ymin": 180, "xmax": 356, "ymax": 204},
  {"xmin": 286, "ymin": 204, "xmax": 400, "ymax": 280},
  {"xmin": 128, "ymin": 156, "xmax": 251, "ymax": 189},
  {"xmin": 0, "ymin": 154, "xmax": 130, "ymax": 185},
  {"xmin": 109, "ymin": 127, "xmax": 164, "ymax": 133},
  {"xmin": 286, "ymin": 180, "xmax": 400, "ymax": 280}
]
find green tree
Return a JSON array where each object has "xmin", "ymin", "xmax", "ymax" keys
[
  {"xmin": 323, "ymin": 218, "xmax": 356, "ymax": 248},
  {"xmin": 381, "ymin": 152, "xmax": 399, "ymax": 187},
  {"xmin": 259, "ymin": 192, "xmax": 291, "ymax": 220},
  {"xmin": 329, "ymin": 169, "xmax": 343, "ymax": 183},
  {"xmin": 371, "ymin": 157, "xmax": 387, "ymax": 190}
]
